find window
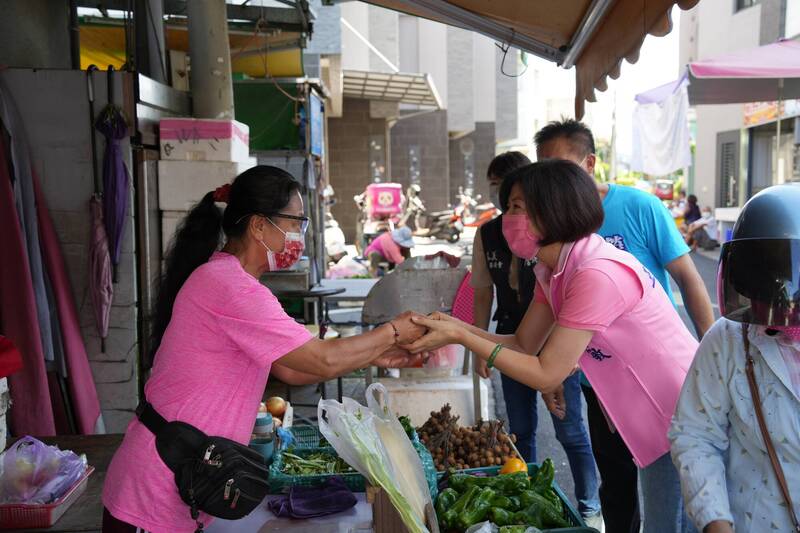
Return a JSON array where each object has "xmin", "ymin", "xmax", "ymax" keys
[
  {"xmin": 735, "ymin": 0, "xmax": 759, "ymax": 12},
  {"xmin": 717, "ymin": 130, "xmax": 740, "ymax": 207}
]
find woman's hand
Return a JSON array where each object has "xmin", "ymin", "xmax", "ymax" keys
[
  {"xmin": 399, "ymin": 314, "xmax": 465, "ymax": 354},
  {"xmin": 542, "ymin": 385, "xmax": 566, "ymax": 420},
  {"xmin": 703, "ymin": 521, "xmax": 733, "ymax": 533},
  {"xmin": 390, "ymin": 311, "xmax": 428, "ymax": 345},
  {"xmin": 373, "ymin": 345, "xmax": 426, "ymax": 368}
]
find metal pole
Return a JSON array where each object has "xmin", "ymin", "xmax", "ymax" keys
[
  {"xmin": 187, "ymin": 0, "xmax": 235, "ymax": 119},
  {"xmin": 776, "ymin": 78, "xmax": 784, "ymax": 184},
  {"xmin": 134, "ymin": 0, "xmax": 167, "ymax": 83}
]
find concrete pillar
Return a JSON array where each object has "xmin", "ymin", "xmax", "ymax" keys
[
  {"xmin": 0, "ymin": 0, "xmax": 71, "ymax": 69},
  {"xmin": 187, "ymin": 0, "xmax": 235, "ymax": 119},
  {"xmin": 135, "ymin": 0, "xmax": 167, "ymax": 83}
]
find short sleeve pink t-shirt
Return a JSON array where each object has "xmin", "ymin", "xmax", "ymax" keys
[
  {"xmin": 534, "ymin": 248, "xmax": 642, "ymax": 332},
  {"xmin": 103, "ymin": 252, "xmax": 313, "ymax": 533},
  {"xmin": 365, "ymin": 231, "xmax": 405, "ymax": 264}
]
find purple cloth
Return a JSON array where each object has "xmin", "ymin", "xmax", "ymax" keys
[{"xmin": 267, "ymin": 477, "xmax": 357, "ymax": 519}]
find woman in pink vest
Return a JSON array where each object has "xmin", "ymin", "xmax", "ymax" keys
[{"xmin": 405, "ymin": 160, "xmax": 698, "ymax": 533}]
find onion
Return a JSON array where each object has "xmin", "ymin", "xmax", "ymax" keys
[{"xmin": 266, "ymin": 396, "xmax": 286, "ymax": 418}]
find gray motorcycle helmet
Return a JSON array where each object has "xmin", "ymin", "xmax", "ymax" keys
[{"xmin": 717, "ymin": 183, "xmax": 800, "ymax": 326}]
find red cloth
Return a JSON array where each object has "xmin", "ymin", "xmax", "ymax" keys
[
  {"xmin": 0, "ymin": 134, "xmax": 56, "ymax": 435},
  {"xmin": 0, "ymin": 336, "xmax": 23, "ymax": 378},
  {"xmin": 34, "ymin": 170, "xmax": 102, "ymax": 434}
]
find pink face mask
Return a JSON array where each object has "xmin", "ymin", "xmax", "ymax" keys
[
  {"xmin": 260, "ymin": 220, "xmax": 305, "ymax": 271},
  {"xmin": 770, "ymin": 326, "xmax": 800, "ymax": 342},
  {"xmin": 502, "ymin": 213, "xmax": 542, "ymax": 261}
]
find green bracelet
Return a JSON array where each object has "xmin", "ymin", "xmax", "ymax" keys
[{"xmin": 487, "ymin": 344, "xmax": 503, "ymax": 369}]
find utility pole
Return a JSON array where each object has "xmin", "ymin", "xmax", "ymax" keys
[{"xmin": 187, "ymin": 0, "xmax": 235, "ymax": 119}]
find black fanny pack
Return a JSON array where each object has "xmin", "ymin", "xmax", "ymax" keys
[{"xmin": 136, "ymin": 399, "xmax": 270, "ymax": 532}]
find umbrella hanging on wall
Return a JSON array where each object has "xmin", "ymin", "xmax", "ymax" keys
[
  {"xmin": 86, "ymin": 66, "xmax": 113, "ymax": 354},
  {"xmin": 95, "ymin": 65, "xmax": 130, "ymax": 283}
]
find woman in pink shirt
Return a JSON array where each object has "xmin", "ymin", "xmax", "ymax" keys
[
  {"xmin": 102, "ymin": 166, "xmax": 425, "ymax": 533},
  {"xmin": 404, "ymin": 160, "xmax": 698, "ymax": 533},
  {"xmin": 364, "ymin": 226, "xmax": 415, "ymax": 276}
]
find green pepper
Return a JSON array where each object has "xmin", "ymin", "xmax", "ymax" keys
[
  {"xmin": 435, "ymin": 488, "xmax": 459, "ymax": 519},
  {"xmin": 489, "ymin": 507, "xmax": 514, "ymax": 526},
  {"xmin": 511, "ymin": 504, "xmax": 544, "ymax": 529},
  {"xmin": 442, "ymin": 485, "xmax": 479, "ymax": 528},
  {"xmin": 542, "ymin": 488, "xmax": 562, "ymax": 513},
  {"xmin": 507, "ymin": 496, "xmax": 522, "ymax": 512},
  {"xmin": 492, "ymin": 472, "xmax": 531, "ymax": 495},
  {"xmin": 531, "ymin": 458, "xmax": 555, "ymax": 494},
  {"xmin": 456, "ymin": 487, "xmax": 496, "ymax": 530},
  {"xmin": 489, "ymin": 494, "xmax": 514, "ymax": 509},
  {"xmin": 514, "ymin": 495, "xmax": 570, "ymax": 529},
  {"xmin": 498, "ymin": 527, "xmax": 528, "ymax": 533}
]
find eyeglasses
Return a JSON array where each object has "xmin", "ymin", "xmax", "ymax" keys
[
  {"xmin": 235, "ymin": 212, "xmax": 310, "ymax": 234},
  {"xmin": 273, "ymin": 213, "xmax": 310, "ymax": 234}
]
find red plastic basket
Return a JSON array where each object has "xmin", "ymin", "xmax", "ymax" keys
[{"xmin": 0, "ymin": 466, "xmax": 94, "ymax": 529}]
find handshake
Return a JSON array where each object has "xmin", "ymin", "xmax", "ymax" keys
[{"xmin": 374, "ymin": 311, "xmax": 462, "ymax": 368}]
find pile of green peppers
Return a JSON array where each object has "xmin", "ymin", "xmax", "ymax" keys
[{"xmin": 434, "ymin": 459, "xmax": 570, "ymax": 531}]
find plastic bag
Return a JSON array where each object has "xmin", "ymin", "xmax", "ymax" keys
[
  {"xmin": 465, "ymin": 523, "xmax": 541, "ymax": 533},
  {"xmin": 0, "ymin": 436, "xmax": 87, "ymax": 504},
  {"xmin": 423, "ymin": 344, "xmax": 462, "ymax": 369},
  {"xmin": 326, "ymin": 255, "xmax": 369, "ymax": 279},
  {"xmin": 318, "ymin": 384, "xmax": 433, "ymax": 533}
]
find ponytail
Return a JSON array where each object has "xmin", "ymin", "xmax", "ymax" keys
[{"xmin": 148, "ymin": 191, "xmax": 222, "ymax": 368}]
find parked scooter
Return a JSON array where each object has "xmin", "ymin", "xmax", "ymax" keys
[
  {"xmin": 401, "ymin": 184, "xmax": 461, "ymax": 243},
  {"xmin": 453, "ymin": 187, "xmax": 498, "ymax": 227},
  {"xmin": 354, "ymin": 183, "xmax": 404, "ymax": 253}
]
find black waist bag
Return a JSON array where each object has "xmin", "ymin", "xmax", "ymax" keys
[{"xmin": 136, "ymin": 399, "xmax": 269, "ymax": 532}]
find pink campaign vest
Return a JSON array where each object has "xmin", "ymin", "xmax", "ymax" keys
[{"xmin": 545, "ymin": 234, "xmax": 698, "ymax": 467}]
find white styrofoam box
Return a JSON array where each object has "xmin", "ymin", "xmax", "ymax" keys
[
  {"xmin": 157, "ymin": 158, "xmax": 257, "ymax": 211},
  {"xmin": 379, "ymin": 376, "xmax": 489, "ymax": 427},
  {"xmin": 160, "ymin": 118, "xmax": 250, "ymax": 163}
]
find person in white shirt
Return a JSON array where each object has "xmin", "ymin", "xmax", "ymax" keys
[{"xmin": 670, "ymin": 184, "xmax": 800, "ymax": 533}]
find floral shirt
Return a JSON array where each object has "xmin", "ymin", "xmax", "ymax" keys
[{"xmin": 670, "ymin": 318, "xmax": 800, "ymax": 531}]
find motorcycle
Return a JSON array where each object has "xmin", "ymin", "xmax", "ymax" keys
[
  {"xmin": 354, "ymin": 183, "xmax": 404, "ymax": 253},
  {"xmin": 453, "ymin": 187, "xmax": 498, "ymax": 227},
  {"xmin": 401, "ymin": 184, "xmax": 462, "ymax": 243}
]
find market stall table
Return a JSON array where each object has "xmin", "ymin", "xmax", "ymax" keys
[{"xmin": 3, "ymin": 434, "xmax": 123, "ymax": 533}]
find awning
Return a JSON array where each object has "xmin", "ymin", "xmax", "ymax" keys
[
  {"xmin": 343, "ymin": 70, "xmax": 442, "ymax": 108},
  {"xmin": 357, "ymin": 0, "xmax": 699, "ymax": 118},
  {"xmin": 80, "ymin": 21, "xmax": 305, "ymax": 78},
  {"xmin": 636, "ymin": 40, "xmax": 800, "ymax": 106},
  {"xmin": 687, "ymin": 39, "xmax": 800, "ymax": 105}
]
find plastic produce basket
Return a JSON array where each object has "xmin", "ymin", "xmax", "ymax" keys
[
  {"xmin": 288, "ymin": 424, "xmax": 326, "ymax": 449},
  {"xmin": 437, "ymin": 462, "xmax": 586, "ymax": 530},
  {"xmin": 0, "ymin": 466, "xmax": 94, "ymax": 530}
]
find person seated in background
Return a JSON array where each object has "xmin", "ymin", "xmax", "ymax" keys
[
  {"xmin": 685, "ymin": 206, "xmax": 719, "ymax": 251},
  {"xmin": 364, "ymin": 226, "xmax": 414, "ymax": 276}
]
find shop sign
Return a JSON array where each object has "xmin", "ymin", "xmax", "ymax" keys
[{"xmin": 744, "ymin": 99, "xmax": 800, "ymax": 127}]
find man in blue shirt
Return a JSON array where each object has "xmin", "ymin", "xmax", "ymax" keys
[{"xmin": 535, "ymin": 119, "xmax": 714, "ymax": 533}]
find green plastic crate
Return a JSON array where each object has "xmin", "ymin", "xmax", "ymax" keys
[
  {"xmin": 269, "ymin": 446, "xmax": 366, "ymax": 493},
  {"xmin": 270, "ymin": 443, "xmax": 439, "ymax": 499},
  {"xmin": 437, "ymin": 463, "xmax": 586, "ymax": 530}
]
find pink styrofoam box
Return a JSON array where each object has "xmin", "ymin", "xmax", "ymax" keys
[
  {"xmin": 159, "ymin": 118, "xmax": 251, "ymax": 163},
  {"xmin": 366, "ymin": 183, "xmax": 403, "ymax": 218}
]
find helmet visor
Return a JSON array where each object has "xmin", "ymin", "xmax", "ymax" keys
[{"xmin": 718, "ymin": 238, "xmax": 800, "ymax": 326}]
